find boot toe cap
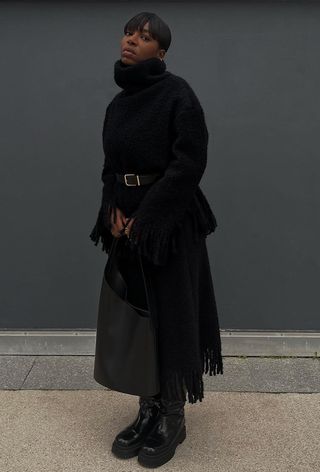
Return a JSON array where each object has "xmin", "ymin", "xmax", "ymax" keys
[{"xmin": 114, "ymin": 430, "xmax": 138, "ymax": 446}]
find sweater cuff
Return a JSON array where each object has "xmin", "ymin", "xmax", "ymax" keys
[
  {"xmin": 89, "ymin": 202, "xmax": 114, "ymax": 254},
  {"xmin": 89, "ymin": 176, "xmax": 117, "ymax": 255},
  {"xmin": 127, "ymin": 187, "xmax": 218, "ymax": 266},
  {"xmin": 126, "ymin": 212, "xmax": 179, "ymax": 266}
]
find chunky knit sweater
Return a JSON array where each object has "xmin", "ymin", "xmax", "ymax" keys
[{"xmin": 90, "ymin": 56, "xmax": 217, "ymax": 266}]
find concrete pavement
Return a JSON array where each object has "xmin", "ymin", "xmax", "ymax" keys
[{"xmin": 0, "ymin": 356, "xmax": 319, "ymax": 471}]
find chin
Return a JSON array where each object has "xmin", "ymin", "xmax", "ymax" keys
[{"xmin": 121, "ymin": 55, "xmax": 137, "ymax": 64}]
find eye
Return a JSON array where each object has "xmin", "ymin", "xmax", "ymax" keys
[{"xmin": 124, "ymin": 30, "xmax": 151, "ymax": 40}]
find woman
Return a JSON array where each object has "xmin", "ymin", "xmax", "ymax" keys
[{"xmin": 90, "ymin": 11, "xmax": 224, "ymax": 468}]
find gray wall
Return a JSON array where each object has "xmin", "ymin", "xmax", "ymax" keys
[{"xmin": 0, "ymin": 1, "xmax": 319, "ymax": 330}]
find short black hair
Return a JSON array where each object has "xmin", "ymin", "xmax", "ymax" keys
[{"xmin": 123, "ymin": 11, "xmax": 171, "ymax": 52}]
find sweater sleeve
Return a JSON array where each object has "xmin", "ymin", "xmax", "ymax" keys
[
  {"xmin": 89, "ymin": 103, "xmax": 117, "ymax": 254},
  {"xmin": 127, "ymin": 103, "xmax": 216, "ymax": 265}
]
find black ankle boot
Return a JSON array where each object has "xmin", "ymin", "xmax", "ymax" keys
[
  {"xmin": 137, "ymin": 397, "xmax": 186, "ymax": 468},
  {"xmin": 111, "ymin": 393, "xmax": 161, "ymax": 459}
]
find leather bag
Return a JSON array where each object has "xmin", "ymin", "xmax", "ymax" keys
[{"xmin": 93, "ymin": 236, "xmax": 160, "ymax": 396}]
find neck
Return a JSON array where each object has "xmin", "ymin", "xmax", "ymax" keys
[{"xmin": 114, "ymin": 56, "xmax": 168, "ymax": 92}]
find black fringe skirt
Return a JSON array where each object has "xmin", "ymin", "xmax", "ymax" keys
[{"xmin": 93, "ymin": 213, "xmax": 223, "ymax": 404}]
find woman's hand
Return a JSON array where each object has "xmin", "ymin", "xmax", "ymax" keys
[{"xmin": 110, "ymin": 207, "xmax": 127, "ymax": 238}]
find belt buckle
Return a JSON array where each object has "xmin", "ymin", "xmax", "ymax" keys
[{"xmin": 124, "ymin": 173, "xmax": 140, "ymax": 186}]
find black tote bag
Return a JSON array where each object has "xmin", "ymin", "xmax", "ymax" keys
[{"xmin": 93, "ymin": 236, "xmax": 160, "ymax": 396}]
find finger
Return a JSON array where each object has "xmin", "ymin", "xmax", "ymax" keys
[
  {"xmin": 110, "ymin": 222, "xmax": 121, "ymax": 237},
  {"xmin": 117, "ymin": 207, "xmax": 126, "ymax": 221},
  {"xmin": 115, "ymin": 215, "xmax": 125, "ymax": 231},
  {"xmin": 111, "ymin": 229, "xmax": 121, "ymax": 238},
  {"xmin": 127, "ymin": 218, "xmax": 135, "ymax": 229}
]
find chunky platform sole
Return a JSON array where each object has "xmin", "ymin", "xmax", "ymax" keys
[
  {"xmin": 111, "ymin": 438, "xmax": 145, "ymax": 459},
  {"xmin": 137, "ymin": 424, "xmax": 187, "ymax": 468}
]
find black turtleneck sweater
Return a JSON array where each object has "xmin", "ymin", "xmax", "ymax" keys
[{"xmin": 90, "ymin": 56, "xmax": 217, "ymax": 266}]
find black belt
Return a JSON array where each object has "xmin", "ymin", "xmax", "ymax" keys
[{"xmin": 116, "ymin": 173, "xmax": 161, "ymax": 186}]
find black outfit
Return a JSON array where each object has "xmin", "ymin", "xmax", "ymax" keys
[{"xmin": 90, "ymin": 56, "xmax": 223, "ymax": 404}]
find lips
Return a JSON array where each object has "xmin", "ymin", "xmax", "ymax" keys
[{"xmin": 122, "ymin": 48, "xmax": 136, "ymax": 55}]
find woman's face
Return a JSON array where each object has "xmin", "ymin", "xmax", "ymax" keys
[{"xmin": 120, "ymin": 21, "xmax": 165, "ymax": 64}]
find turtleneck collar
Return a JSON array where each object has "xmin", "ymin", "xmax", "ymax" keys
[{"xmin": 114, "ymin": 56, "xmax": 168, "ymax": 92}]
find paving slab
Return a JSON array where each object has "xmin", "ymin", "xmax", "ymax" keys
[
  {"xmin": 21, "ymin": 355, "xmax": 99, "ymax": 390},
  {"xmin": 1, "ymin": 355, "xmax": 320, "ymax": 393},
  {"xmin": 204, "ymin": 356, "xmax": 320, "ymax": 392},
  {"xmin": 0, "ymin": 355, "xmax": 36, "ymax": 389}
]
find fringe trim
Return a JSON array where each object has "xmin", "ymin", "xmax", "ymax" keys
[
  {"xmin": 127, "ymin": 187, "xmax": 218, "ymax": 266},
  {"xmin": 90, "ymin": 186, "xmax": 218, "ymax": 265},
  {"xmin": 202, "ymin": 346, "xmax": 224, "ymax": 376},
  {"xmin": 160, "ymin": 347, "xmax": 223, "ymax": 405},
  {"xmin": 89, "ymin": 194, "xmax": 119, "ymax": 254},
  {"xmin": 161, "ymin": 368, "xmax": 205, "ymax": 404},
  {"xmin": 194, "ymin": 186, "xmax": 218, "ymax": 235},
  {"xmin": 127, "ymin": 218, "xmax": 181, "ymax": 266}
]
